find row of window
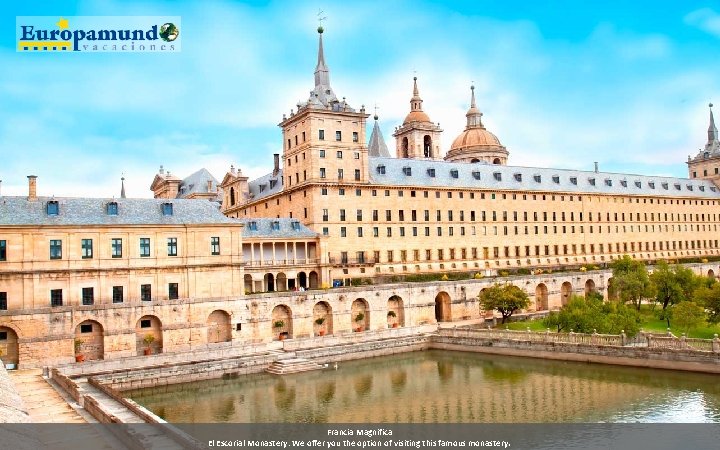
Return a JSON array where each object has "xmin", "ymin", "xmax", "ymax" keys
[
  {"xmin": 0, "ymin": 237, "xmax": 220, "ymax": 262},
  {"xmin": 691, "ymin": 167, "xmax": 720, "ymax": 178},
  {"xmin": 317, "ymin": 208, "xmax": 720, "ymax": 224},
  {"xmin": 286, "ymin": 130, "xmax": 359, "ymax": 150},
  {"xmin": 318, "ymin": 168, "xmax": 362, "ymax": 181},
  {"xmin": 376, "ymin": 164, "xmax": 718, "ymax": 193},
  {"xmin": 45, "ymin": 201, "xmax": 175, "ymax": 217},
  {"xmin": 333, "ymin": 239, "xmax": 720, "ymax": 264},
  {"xmin": 45, "ymin": 283, "xmax": 179, "ymax": 308}
]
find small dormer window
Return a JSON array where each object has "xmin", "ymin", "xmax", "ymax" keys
[
  {"xmin": 661, "ymin": 182, "xmax": 668, "ymax": 190},
  {"xmin": 162, "ymin": 202, "xmax": 173, "ymax": 215},
  {"xmin": 269, "ymin": 180, "xmax": 277, "ymax": 189},
  {"xmin": 699, "ymin": 186, "xmax": 705, "ymax": 192},
  {"xmin": 570, "ymin": 177, "xmax": 577, "ymax": 185},
  {"xmin": 514, "ymin": 173, "xmax": 522, "ymax": 182},
  {"xmin": 450, "ymin": 169, "xmax": 459, "ymax": 178},
  {"xmin": 291, "ymin": 221, "xmax": 301, "ymax": 231},
  {"xmin": 533, "ymin": 174, "xmax": 541, "ymax": 183},
  {"xmin": 493, "ymin": 172, "xmax": 502, "ymax": 181},
  {"xmin": 674, "ymin": 183, "xmax": 681, "ymax": 190},
  {"xmin": 648, "ymin": 182, "xmax": 655, "ymax": 189},
  {"xmin": 106, "ymin": 202, "xmax": 118, "ymax": 215},
  {"xmin": 403, "ymin": 167, "xmax": 412, "ymax": 176},
  {"xmin": 47, "ymin": 201, "xmax": 59, "ymax": 215},
  {"xmin": 552, "ymin": 175, "xmax": 560, "ymax": 184},
  {"xmin": 686, "ymin": 184, "xmax": 693, "ymax": 191},
  {"xmin": 588, "ymin": 177, "xmax": 596, "ymax": 186},
  {"xmin": 377, "ymin": 165, "xmax": 386, "ymax": 175},
  {"xmin": 248, "ymin": 221, "xmax": 257, "ymax": 231},
  {"xmin": 472, "ymin": 171, "xmax": 481, "ymax": 180},
  {"xmin": 271, "ymin": 221, "xmax": 280, "ymax": 231},
  {"xmin": 710, "ymin": 186, "xmax": 717, "ymax": 192},
  {"xmin": 427, "ymin": 168, "xmax": 436, "ymax": 177},
  {"xmin": 634, "ymin": 181, "xmax": 641, "ymax": 188},
  {"xmin": 605, "ymin": 179, "xmax": 612, "ymax": 187},
  {"xmin": 259, "ymin": 184, "xmax": 266, "ymax": 193},
  {"xmin": 619, "ymin": 180, "xmax": 627, "ymax": 187}
]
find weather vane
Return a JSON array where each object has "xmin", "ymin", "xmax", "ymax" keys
[{"xmin": 317, "ymin": 9, "xmax": 327, "ymax": 28}]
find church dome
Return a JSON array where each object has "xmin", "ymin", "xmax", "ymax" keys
[
  {"xmin": 403, "ymin": 110, "xmax": 432, "ymax": 124},
  {"xmin": 450, "ymin": 127, "xmax": 502, "ymax": 149}
]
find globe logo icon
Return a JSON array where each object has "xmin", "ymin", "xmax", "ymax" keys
[{"xmin": 159, "ymin": 23, "xmax": 179, "ymax": 42}]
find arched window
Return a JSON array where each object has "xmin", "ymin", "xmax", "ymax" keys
[
  {"xmin": 423, "ymin": 135, "xmax": 432, "ymax": 158},
  {"xmin": 230, "ymin": 187, "xmax": 236, "ymax": 206},
  {"xmin": 402, "ymin": 137, "xmax": 409, "ymax": 158}
]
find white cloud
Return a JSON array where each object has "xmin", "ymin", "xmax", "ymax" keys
[{"xmin": 685, "ymin": 8, "xmax": 720, "ymax": 38}]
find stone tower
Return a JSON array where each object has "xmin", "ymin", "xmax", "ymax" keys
[
  {"xmin": 392, "ymin": 77, "xmax": 443, "ymax": 160},
  {"xmin": 687, "ymin": 103, "xmax": 720, "ymax": 187}
]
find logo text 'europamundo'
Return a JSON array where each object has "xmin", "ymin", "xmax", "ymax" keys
[{"xmin": 16, "ymin": 16, "xmax": 181, "ymax": 52}]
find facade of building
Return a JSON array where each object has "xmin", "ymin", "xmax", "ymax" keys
[{"xmin": 221, "ymin": 27, "xmax": 720, "ymax": 285}]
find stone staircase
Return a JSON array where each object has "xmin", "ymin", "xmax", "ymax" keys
[{"xmin": 265, "ymin": 358, "xmax": 323, "ymax": 375}]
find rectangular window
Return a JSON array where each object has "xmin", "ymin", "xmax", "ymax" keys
[
  {"xmin": 50, "ymin": 289, "xmax": 63, "ymax": 307},
  {"xmin": 335, "ymin": 130, "xmax": 342, "ymax": 141},
  {"xmin": 169, "ymin": 283, "xmax": 179, "ymax": 300},
  {"xmin": 355, "ymin": 169, "xmax": 361, "ymax": 181},
  {"xmin": 340, "ymin": 227, "xmax": 347, "ymax": 237},
  {"xmin": 357, "ymin": 210, "xmax": 363, "ymax": 221},
  {"xmin": 0, "ymin": 292, "xmax": 6, "ymax": 310},
  {"xmin": 0, "ymin": 240, "xmax": 6, "ymax": 261},
  {"xmin": 352, "ymin": 131, "xmax": 359, "ymax": 142},
  {"xmin": 319, "ymin": 129, "xmax": 325, "ymax": 140},
  {"xmin": 167, "ymin": 238, "xmax": 178, "ymax": 256},
  {"xmin": 320, "ymin": 168, "xmax": 326, "ymax": 178},
  {"xmin": 338, "ymin": 169, "xmax": 344, "ymax": 179},
  {"xmin": 82, "ymin": 287, "xmax": 94, "ymax": 306},
  {"xmin": 337, "ymin": 150, "xmax": 343, "ymax": 159},
  {"xmin": 112, "ymin": 286, "xmax": 124, "ymax": 304},
  {"xmin": 47, "ymin": 201, "xmax": 59, "ymax": 215},
  {"xmin": 141, "ymin": 284, "xmax": 152, "ymax": 302},
  {"xmin": 162, "ymin": 203, "xmax": 173, "ymax": 216},
  {"xmin": 140, "ymin": 238, "xmax": 151, "ymax": 257},
  {"xmin": 106, "ymin": 202, "xmax": 118, "ymax": 215},
  {"xmin": 320, "ymin": 149, "xmax": 326, "ymax": 158},
  {"xmin": 50, "ymin": 240, "xmax": 62, "ymax": 260},
  {"xmin": 111, "ymin": 238, "xmax": 122, "ymax": 258},
  {"xmin": 81, "ymin": 239, "xmax": 93, "ymax": 259},
  {"xmin": 357, "ymin": 227, "xmax": 363, "ymax": 237},
  {"xmin": 211, "ymin": 237, "xmax": 220, "ymax": 255},
  {"xmin": 323, "ymin": 209, "xmax": 329, "ymax": 221},
  {"xmin": 340, "ymin": 209, "xmax": 346, "ymax": 221},
  {"xmin": 80, "ymin": 324, "xmax": 92, "ymax": 333}
]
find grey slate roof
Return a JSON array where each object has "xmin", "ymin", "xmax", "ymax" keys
[
  {"xmin": 0, "ymin": 197, "xmax": 238, "ymax": 226},
  {"xmin": 178, "ymin": 168, "xmax": 221, "ymax": 200},
  {"xmin": 368, "ymin": 119, "xmax": 391, "ymax": 157},
  {"xmin": 368, "ymin": 157, "xmax": 720, "ymax": 198},
  {"xmin": 248, "ymin": 170, "xmax": 283, "ymax": 202},
  {"xmin": 239, "ymin": 218, "xmax": 317, "ymax": 239}
]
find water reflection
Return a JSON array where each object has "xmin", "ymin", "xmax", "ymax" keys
[{"xmin": 129, "ymin": 350, "xmax": 720, "ymax": 423}]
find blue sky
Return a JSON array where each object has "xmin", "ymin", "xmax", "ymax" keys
[{"xmin": 1, "ymin": 0, "xmax": 719, "ymax": 198}]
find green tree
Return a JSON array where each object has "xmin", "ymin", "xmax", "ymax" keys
[
  {"xmin": 479, "ymin": 284, "xmax": 530, "ymax": 324},
  {"xmin": 610, "ymin": 255, "xmax": 655, "ymax": 310},
  {"xmin": 694, "ymin": 282, "xmax": 720, "ymax": 324},
  {"xmin": 671, "ymin": 301, "xmax": 705, "ymax": 334},
  {"xmin": 542, "ymin": 294, "xmax": 641, "ymax": 335}
]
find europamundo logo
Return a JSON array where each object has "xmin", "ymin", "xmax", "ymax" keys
[{"xmin": 16, "ymin": 16, "xmax": 181, "ymax": 52}]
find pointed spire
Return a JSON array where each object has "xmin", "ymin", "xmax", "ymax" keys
[
  {"xmin": 410, "ymin": 76, "xmax": 423, "ymax": 111},
  {"xmin": 709, "ymin": 103, "xmax": 718, "ymax": 143},
  {"xmin": 314, "ymin": 26, "xmax": 330, "ymax": 90},
  {"xmin": 465, "ymin": 85, "xmax": 484, "ymax": 129},
  {"xmin": 368, "ymin": 115, "xmax": 390, "ymax": 158},
  {"xmin": 120, "ymin": 176, "xmax": 126, "ymax": 199}
]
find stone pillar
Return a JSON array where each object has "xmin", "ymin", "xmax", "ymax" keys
[{"xmin": 27, "ymin": 175, "xmax": 37, "ymax": 201}]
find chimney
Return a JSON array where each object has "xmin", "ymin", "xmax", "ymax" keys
[
  {"xmin": 207, "ymin": 179, "xmax": 213, "ymax": 192},
  {"xmin": 231, "ymin": 164, "xmax": 236, "ymax": 175},
  {"xmin": 594, "ymin": 162, "xmax": 599, "ymax": 173},
  {"xmin": 27, "ymin": 175, "xmax": 37, "ymax": 201},
  {"xmin": 272, "ymin": 153, "xmax": 280, "ymax": 176},
  {"xmin": 159, "ymin": 165, "xmax": 165, "ymax": 175}
]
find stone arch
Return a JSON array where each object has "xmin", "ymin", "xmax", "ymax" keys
[
  {"xmin": 264, "ymin": 273, "xmax": 275, "ymax": 292},
  {"xmin": 388, "ymin": 295, "xmax": 405, "ymax": 327},
  {"xmin": 560, "ymin": 282, "xmax": 572, "ymax": 306},
  {"xmin": 298, "ymin": 272, "xmax": 307, "ymax": 289},
  {"xmin": 470, "ymin": 158, "xmax": 480, "ymax": 163},
  {"xmin": 276, "ymin": 273, "xmax": 287, "ymax": 292},
  {"xmin": 0, "ymin": 326, "xmax": 19, "ymax": 367},
  {"xmin": 709, "ymin": 269, "xmax": 716, "ymax": 279},
  {"xmin": 230, "ymin": 186, "xmax": 236, "ymax": 206},
  {"xmin": 313, "ymin": 301, "xmax": 332, "ymax": 336},
  {"xmin": 309, "ymin": 271, "xmax": 319, "ymax": 289},
  {"xmin": 351, "ymin": 298, "xmax": 370, "ymax": 332},
  {"xmin": 271, "ymin": 304, "xmax": 292, "ymax": 340},
  {"xmin": 585, "ymin": 279, "xmax": 596, "ymax": 296},
  {"xmin": 535, "ymin": 283, "xmax": 549, "ymax": 311},
  {"xmin": 207, "ymin": 310, "xmax": 232, "ymax": 344},
  {"xmin": 136, "ymin": 315, "xmax": 163, "ymax": 356},
  {"xmin": 607, "ymin": 277, "xmax": 618, "ymax": 300},
  {"xmin": 74, "ymin": 320, "xmax": 104, "ymax": 361},
  {"xmin": 423, "ymin": 135, "xmax": 432, "ymax": 158},
  {"xmin": 493, "ymin": 158, "xmax": 501, "ymax": 164},
  {"xmin": 244, "ymin": 274, "xmax": 253, "ymax": 293},
  {"xmin": 434, "ymin": 291, "xmax": 452, "ymax": 323},
  {"xmin": 402, "ymin": 137, "xmax": 409, "ymax": 158}
]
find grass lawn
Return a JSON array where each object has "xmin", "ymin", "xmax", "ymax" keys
[{"xmin": 492, "ymin": 305, "xmax": 720, "ymax": 339}]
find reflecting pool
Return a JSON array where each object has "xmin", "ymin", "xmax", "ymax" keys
[{"xmin": 128, "ymin": 350, "xmax": 720, "ymax": 423}]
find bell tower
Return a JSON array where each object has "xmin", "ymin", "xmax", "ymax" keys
[{"xmin": 392, "ymin": 77, "xmax": 443, "ymax": 160}]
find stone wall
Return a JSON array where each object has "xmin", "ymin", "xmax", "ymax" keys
[{"xmin": 0, "ymin": 363, "xmax": 31, "ymax": 423}]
